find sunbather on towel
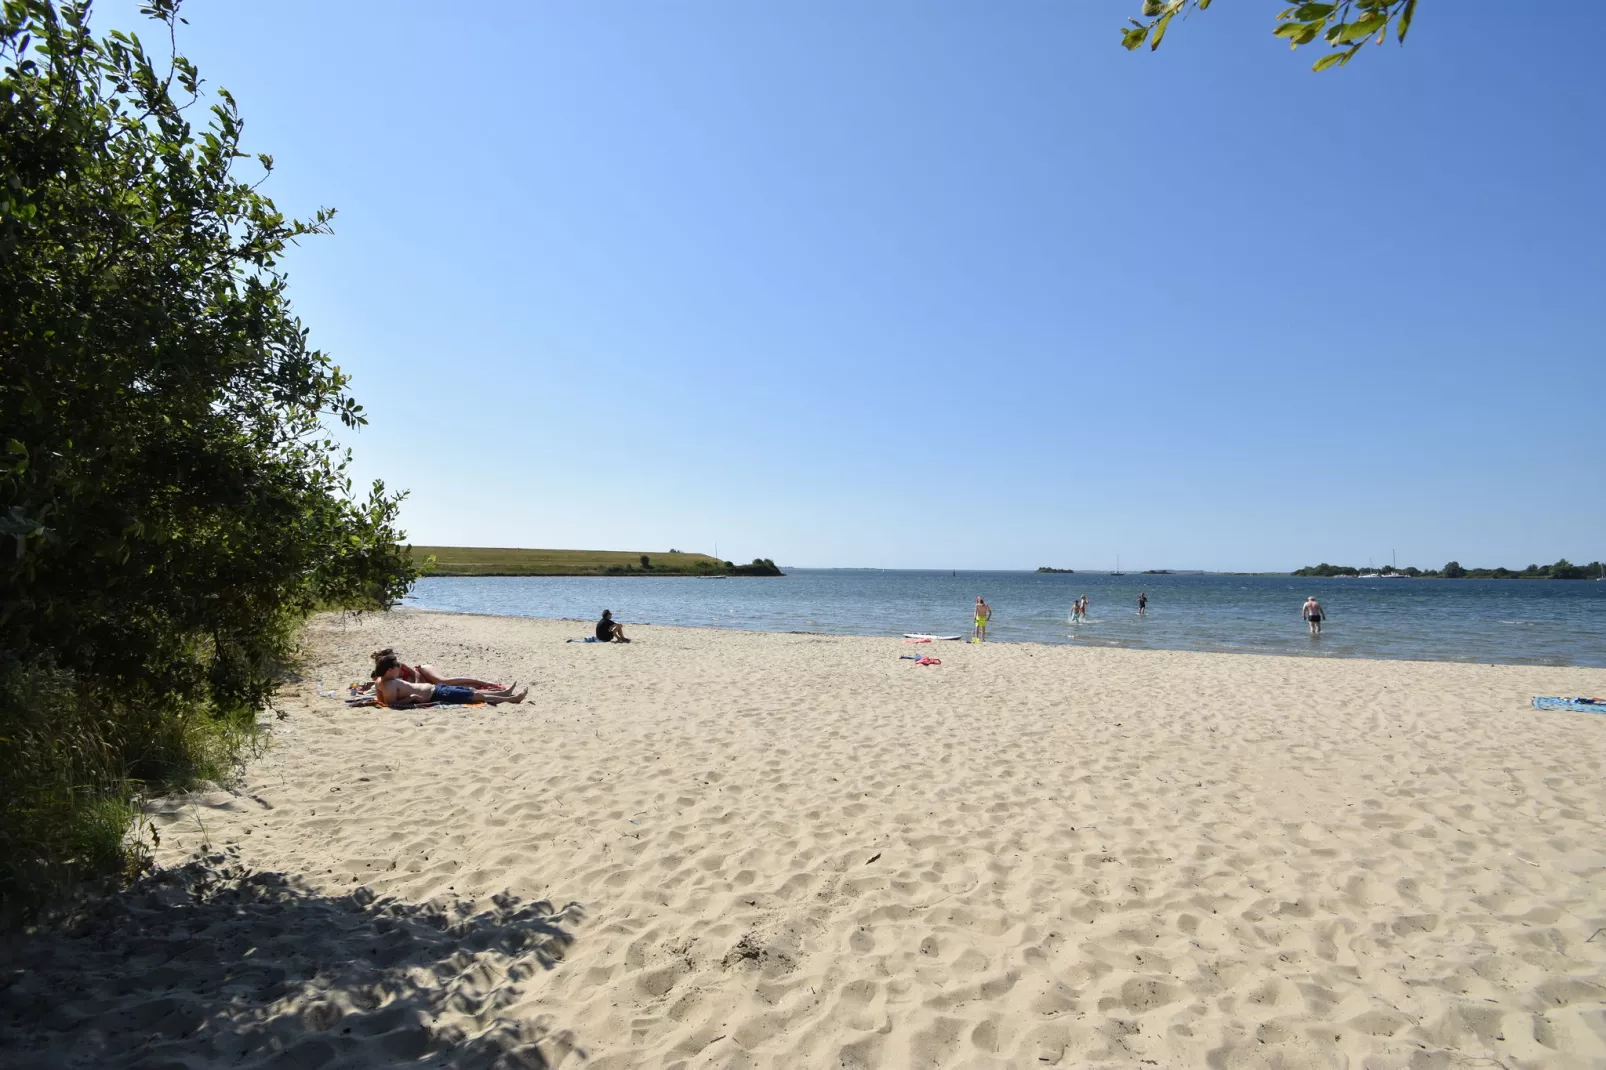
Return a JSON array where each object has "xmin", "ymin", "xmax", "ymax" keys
[
  {"xmin": 352, "ymin": 647, "xmax": 506, "ymax": 692},
  {"xmin": 372, "ymin": 654, "xmax": 526, "ymax": 707}
]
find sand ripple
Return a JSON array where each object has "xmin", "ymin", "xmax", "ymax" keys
[{"xmin": 4, "ymin": 610, "xmax": 1604, "ymax": 1068}]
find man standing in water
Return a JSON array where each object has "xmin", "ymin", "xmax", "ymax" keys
[
  {"xmin": 1137, "ymin": 592, "xmax": 1148, "ymax": 616},
  {"xmin": 972, "ymin": 596, "xmax": 991, "ymax": 642},
  {"xmin": 1303, "ymin": 595, "xmax": 1326, "ymax": 636}
]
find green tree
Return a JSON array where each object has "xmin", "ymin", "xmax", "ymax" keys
[
  {"xmin": 1122, "ymin": 1, "xmax": 1420, "ymax": 72},
  {"xmin": 1, "ymin": 0, "xmax": 418, "ymax": 910},
  {"xmin": 1442, "ymin": 561, "xmax": 1466, "ymax": 578}
]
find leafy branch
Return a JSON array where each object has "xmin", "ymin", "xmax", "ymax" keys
[{"xmin": 1121, "ymin": 0, "xmax": 1419, "ymax": 72}]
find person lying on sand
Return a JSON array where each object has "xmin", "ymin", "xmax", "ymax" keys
[
  {"xmin": 596, "ymin": 609, "xmax": 631, "ymax": 643},
  {"xmin": 352, "ymin": 647, "xmax": 506, "ymax": 692},
  {"xmin": 363, "ymin": 654, "xmax": 527, "ymax": 707}
]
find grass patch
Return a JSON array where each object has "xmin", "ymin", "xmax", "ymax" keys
[
  {"xmin": 0, "ymin": 660, "xmax": 267, "ymax": 925},
  {"xmin": 410, "ymin": 546, "xmax": 779, "ymax": 576}
]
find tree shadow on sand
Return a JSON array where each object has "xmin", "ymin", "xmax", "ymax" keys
[{"xmin": 0, "ymin": 848, "xmax": 587, "ymax": 1069}]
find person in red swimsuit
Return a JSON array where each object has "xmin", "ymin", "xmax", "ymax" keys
[{"xmin": 353, "ymin": 647, "xmax": 505, "ymax": 693}]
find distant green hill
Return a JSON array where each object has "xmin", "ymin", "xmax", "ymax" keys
[{"xmin": 409, "ymin": 546, "xmax": 782, "ymax": 577}]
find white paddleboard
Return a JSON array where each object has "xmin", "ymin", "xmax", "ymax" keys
[{"xmin": 903, "ymin": 633, "xmax": 963, "ymax": 641}]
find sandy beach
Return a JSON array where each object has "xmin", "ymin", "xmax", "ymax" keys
[{"xmin": 5, "ymin": 608, "xmax": 1606, "ymax": 1069}]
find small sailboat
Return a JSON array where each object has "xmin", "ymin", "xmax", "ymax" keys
[{"xmin": 1112, "ymin": 554, "xmax": 1124, "ymax": 577}]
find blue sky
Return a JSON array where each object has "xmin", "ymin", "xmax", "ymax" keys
[{"xmin": 111, "ymin": 1, "xmax": 1604, "ymax": 570}]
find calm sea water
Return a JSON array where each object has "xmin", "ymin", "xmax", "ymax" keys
[{"xmin": 405, "ymin": 570, "xmax": 1606, "ymax": 667}]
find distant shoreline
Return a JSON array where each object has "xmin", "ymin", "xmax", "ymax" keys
[
  {"xmin": 411, "ymin": 546, "xmax": 783, "ymax": 578},
  {"xmin": 1294, "ymin": 559, "xmax": 1603, "ymax": 581}
]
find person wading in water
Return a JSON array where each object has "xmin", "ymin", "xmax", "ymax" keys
[{"xmin": 1303, "ymin": 595, "xmax": 1326, "ymax": 636}]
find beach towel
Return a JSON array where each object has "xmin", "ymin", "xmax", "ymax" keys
[
  {"xmin": 566, "ymin": 637, "xmax": 601, "ymax": 643},
  {"xmin": 1531, "ymin": 697, "xmax": 1605, "ymax": 713},
  {"xmin": 343, "ymin": 695, "xmax": 486, "ymax": 710}
]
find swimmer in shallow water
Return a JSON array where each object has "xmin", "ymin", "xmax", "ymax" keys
[{"xmin": 1303, "ymin": 596, "xmax": 1326, "ymax": 636}]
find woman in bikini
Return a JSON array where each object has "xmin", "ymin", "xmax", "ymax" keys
[
  {"xmin": 353, "ymin": 648, "xmax": 505, "ymax": 693},
  {"xmin": 362, "ymin": 655, "xmax": 526, "ymax": 707}
]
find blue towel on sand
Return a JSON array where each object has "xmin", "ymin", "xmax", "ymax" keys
[{"xmin": 1532, "ymin": 697, "xmax": 1605, "ymax": 713}]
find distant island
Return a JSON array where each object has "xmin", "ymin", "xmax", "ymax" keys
[
  {"xmin": 1293, "ymin": 558, "xmax": 1603, "ymax": 580},
  {"xmin": 1035, "ymin": 566, "xmax": 1075, "ymax": 574},
  {"xmin": 1141, "ymin": 569, "xmax": 1174, "ymax": 575},
  {"xmin": 411, "ymin": 546, "xmax": 784, "ymax": 577}
]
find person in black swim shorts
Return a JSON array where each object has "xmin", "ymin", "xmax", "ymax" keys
[{"xmin": 1302, "ymin": 596, "xmax": 1326, "ymax": 636}]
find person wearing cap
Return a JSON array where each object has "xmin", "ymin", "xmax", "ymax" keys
[{"xmin": 596, "ymin": 609, "xmax": 631, "ymax": 643}]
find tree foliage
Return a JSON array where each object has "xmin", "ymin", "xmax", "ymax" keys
[
  {"xmin": 730, "ymin": 557, "xmax": 783, "ymax": 576},
  {"xmin": 1, "ymin": 0, "xmax": 418, "ymax": 912},
  {"xmin": 1122, "ymin": 1, "xmax": 1419, "ymax": 72}
]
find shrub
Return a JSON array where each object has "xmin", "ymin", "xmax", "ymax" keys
[{"xmin": 0, "ymin": 0, "xmax": 417, "ymax": 919}]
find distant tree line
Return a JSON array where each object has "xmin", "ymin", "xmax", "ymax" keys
[
  {"xmin": 1293, "ymin": 560, "xmax": 1605, "ymax": 580},
  {"xmin": 603, "ymin": 557, "xmax": 782, "ymax": 576},
  {"xmin": 730, "ymin": 558, "xmax": 783, "ymax": 576}
]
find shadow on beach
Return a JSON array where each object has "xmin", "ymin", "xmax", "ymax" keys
[{"xmin": 0, "ymin": 849, "xmax": 586, "ymax": 1069}]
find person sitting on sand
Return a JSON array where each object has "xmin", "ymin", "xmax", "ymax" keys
[
  {"xmin": 365, "ymin": 654, "xmax": 527, "ymax": 707},
  {"xmin": 596, "ymin": 610, "xmax": 631, "ymax": 643},
  {"xmin": 353, "ymin": 648, "xmax": 505, "ymax": 692}
]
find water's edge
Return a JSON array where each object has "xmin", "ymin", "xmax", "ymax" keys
[{"xmin": 403, "ymin": 570, "xmax": 1606, "ymax": 669}]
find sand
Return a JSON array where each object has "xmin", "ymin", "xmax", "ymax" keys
[{"xmin": 4, "ymin": 609, "xmax": 1606, "ymax": 1069}]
